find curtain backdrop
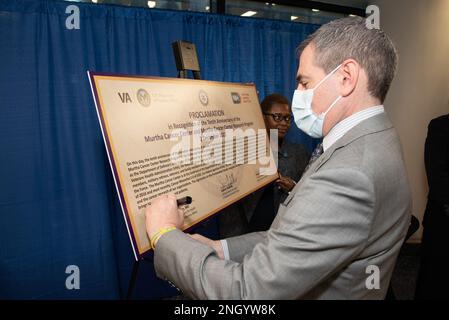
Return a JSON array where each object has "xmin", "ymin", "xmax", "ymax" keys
[{"xmin": 0, "ymin": 0, "xmax": 319, "ymax": 299}]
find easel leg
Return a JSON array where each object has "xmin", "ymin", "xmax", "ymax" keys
[{"xmin": 125, "ymin": 259, "xmax": 141, "ymax": 300}]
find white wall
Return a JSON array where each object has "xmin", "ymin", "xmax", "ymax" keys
[{"xmin": 369, "ymin": 0, "xmax": 449, "ymax": 241}]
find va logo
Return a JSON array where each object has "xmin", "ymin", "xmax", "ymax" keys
[
  {"xmin": 65, "ymin": 5, "xmax": 80, "ymax": 30},
  {"xmin": 137, "ymin": 89, "xmax": 151, "ymax": 107},
  {"xmin": 118, "ymin": 92, "xmax": 132, "ymax": 103},
  {"xmin": 365, "ymin": 5, "xmax": 380, "ymax": 30},
  {"xmin": 365, "ymin": 265, "xmax": 380, "ymax": 290},
  {"xmin": 65, "ymin": 265, "xmax": 80, "ymax": 290}
]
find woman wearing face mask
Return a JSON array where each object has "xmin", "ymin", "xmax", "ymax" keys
[{"xmin": 218, "ymin": 94, "xmax": 311, "ymax": 236}]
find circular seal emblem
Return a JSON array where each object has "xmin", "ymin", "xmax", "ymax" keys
[
  {"xmin": 136, "ymin": 88, "xmax": 151, "ymax": 107},
  {"xmin": 198, "ymin": 90, "xmax": 209, "ymax": 106}
]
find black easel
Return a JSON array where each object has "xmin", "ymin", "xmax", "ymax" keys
[{"xmin": 125, "ymin": 254, "xmax": 150, "ymax": 299}]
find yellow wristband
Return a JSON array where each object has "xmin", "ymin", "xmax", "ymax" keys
[{"xmin": 150, "ymin": 226, "xmax": 176, "ymax": 250}]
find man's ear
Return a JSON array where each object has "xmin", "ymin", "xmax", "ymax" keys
[{"xmin": 339, "ymin": 59, "xmax": 359, "ymax": 97}]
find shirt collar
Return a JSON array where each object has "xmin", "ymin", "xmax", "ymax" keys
[{"xmin": 323, "ymin": 105, "xmax": 385, "ymax": 152}]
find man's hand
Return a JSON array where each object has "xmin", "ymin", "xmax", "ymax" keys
[
  {"xmin": 145, "ymin": 194, "xmax": 184, "ymax": 240},
  {"xmin": 276, "ymin": 175, "xmax": 296, "ymax": 193},
  {"xmin": 188, "ymin": 234, "xmax": 225, "ymax": 260}
]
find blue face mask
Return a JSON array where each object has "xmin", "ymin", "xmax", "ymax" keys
[{"xmin": 292, "ymin": 64, "xmax": 342, "ymax": 138}]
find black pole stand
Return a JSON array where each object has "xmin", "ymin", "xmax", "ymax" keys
[{"xmin": 125, "ymin": 256, "xmax": 149, "ymax": 300}]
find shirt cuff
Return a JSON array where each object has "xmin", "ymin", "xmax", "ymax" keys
[{"xmin": 220, "ymin": 240, "xmax": 230, "ymax": 260}]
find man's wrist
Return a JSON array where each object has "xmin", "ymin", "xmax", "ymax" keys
[
  {"xmin": 150, "ymin": 225, "xmax": 177, "ymax": 249},
  {"xmin": 218, "ymin": 240, "xmax": 229, "ymax": 260},
  {"xmin": 149, "ymin": 224, "xmax": 176, "ymax": 239}
]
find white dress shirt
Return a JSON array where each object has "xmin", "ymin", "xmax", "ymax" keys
[
  {"xmin": 220, "ymin": 105, "xmax": 385, "ymax": 260},
  {"xmin": 323, "ymin": 105, "xmax": 385, "ymax": 152}
]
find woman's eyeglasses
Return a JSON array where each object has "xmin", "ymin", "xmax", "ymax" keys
[{"xmin": 263, "ymin": 113, "xmax": 292, "ymax": 123}]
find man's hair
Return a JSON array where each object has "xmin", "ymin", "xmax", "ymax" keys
[
  {"xmin": 261, "ymin": 93, "xmax": 291, "ymax": 113},
  {"xmin": 297, "ymin": 16, "xmax": 398, "ymax": 103}
]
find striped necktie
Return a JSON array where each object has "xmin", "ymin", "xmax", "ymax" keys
[{"xmin": 303, "ymin": 142, "xmax": 324, "ymax": 173}]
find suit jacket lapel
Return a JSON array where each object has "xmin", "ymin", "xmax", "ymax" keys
[
  {"xmin": 313, "ymin": 112, "xmax": 393, "ymax": 172},
  {"xmin": 281, "ymin": 113, "xmax": 394, "ymax": 207}
]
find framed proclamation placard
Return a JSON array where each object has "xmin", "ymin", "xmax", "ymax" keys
[{"xmin": 88, "ymin": 72, "xmax": 279, "ymax": 259}]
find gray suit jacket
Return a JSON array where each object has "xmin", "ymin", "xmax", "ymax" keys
[{"xmin": 154, "ymin": 113, "xmax": 412, "ymax": 299}]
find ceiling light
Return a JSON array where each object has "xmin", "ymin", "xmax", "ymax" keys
[
  {"xmin": 241, "ymin": 11, "xmax": 257, "ymax": 17},
  {"xmin": 205, "ymin": 6, "xmax": 210, "ymax": 10},
  {"xmin": 291, "ymin": 16, "xmax": 298, "ymax": 21},
  {"xmin": 147, "ymin": 1, "xmax": 156, "ymax": 8},
  {"xmin": 312, "ymin": 9, "xmax": 320, "ymax": 12}
]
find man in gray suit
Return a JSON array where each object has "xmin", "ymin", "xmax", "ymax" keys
[{"xmin": 145, "ymin": 17, "xmax": 411, "ymax": 299}]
